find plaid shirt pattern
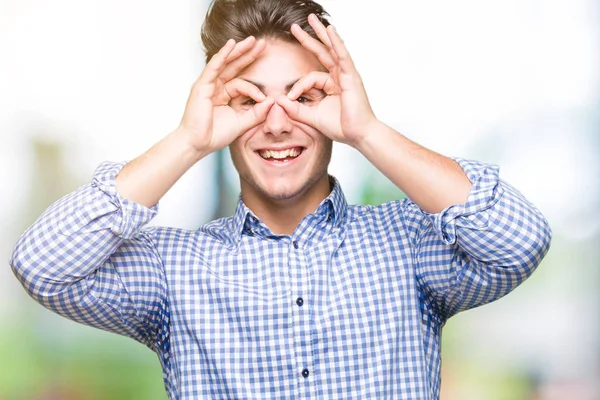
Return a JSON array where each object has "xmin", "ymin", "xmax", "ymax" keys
[{"xmin": 11, "ymin": 158, "xmax": 551, "ymax": 399}]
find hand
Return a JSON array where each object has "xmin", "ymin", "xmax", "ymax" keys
[
  {"xmin": 277, "ymin": 14, "xmax": 378, "ymax": 147},
  {"xmin": 178, "ymin": 36, "xmax": 274, "ymax": 155}
]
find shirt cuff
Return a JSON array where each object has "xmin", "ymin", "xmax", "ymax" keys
[
  {"xmin": 423, "ymin": 158, "xmax": 503, "ymax": 245},
  {"xmin": 91, "ymin": 161, "xmax": 158, "ymax": 239}
]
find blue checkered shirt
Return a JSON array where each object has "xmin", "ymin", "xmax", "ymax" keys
[{"xmin": 11, "ymin": 158, "xmax": 551, "ymax": 399}]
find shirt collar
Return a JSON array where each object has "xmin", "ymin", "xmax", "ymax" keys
[
  {"xmin": 315, "ymin": 175, "xmax": 348, "ymax": 229},
  {"xmin": 230, "ymin": 175, "xmax": 348, "ymax": 243}
]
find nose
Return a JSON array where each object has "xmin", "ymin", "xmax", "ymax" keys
[{"xmin": 263, "ymin": 103, "xmax": 293, "ymax": 136}]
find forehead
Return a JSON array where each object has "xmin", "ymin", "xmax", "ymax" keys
[{"xmin": 237, "ymin": 39, "xmax": 323, "ymax": 92}]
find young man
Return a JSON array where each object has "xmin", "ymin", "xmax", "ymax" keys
[{"xmin": 11, "ymin": 0, "xmax": 551, "ymax": 398}]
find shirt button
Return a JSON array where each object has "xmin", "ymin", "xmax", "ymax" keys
[
  {"xmin": 296, "ymin": 297, "xmax": 304, "ymax": 306},
  {"xmin": 301, "ymin": 368, "xmax": 309, "ymax": 378},
  {"xmin": 292, "ymin": 240, "xmax": 299, "ymax": 249}
]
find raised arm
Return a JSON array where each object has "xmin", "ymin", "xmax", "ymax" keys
[
  {"xmin": 10, "ymin": 36, "xmax": 274, "ymax": 346},
  {"xmin": 278, "ymin": 15, "xmax": 551, "ymax": 317},
  {"xmin": 116, "ymin": 36, "xmax": 273, "ymax": 207},
  {"xmin": 278, "ymin": 15, "xmax": 471, "ymax": 213},
  {"xmin": 10, "ymin": 162, "xmax": 167, "ymax": 348}
]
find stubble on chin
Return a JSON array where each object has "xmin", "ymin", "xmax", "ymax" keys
[
  {"xmin": 241, "ymin": 168, "xmax": 330, "ymax": 207},
  {"xmin": 248, "ymin": 176, "xmax": 313, "ymax": 202}
]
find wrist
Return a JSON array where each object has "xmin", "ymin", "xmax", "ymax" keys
[
  {"xmin": 172, "ymin": 126, "xmax": 211, "ymax": 163},
  {"xmin": 349, "ymin": 119, "xmax": 387, "ymax": 152}
]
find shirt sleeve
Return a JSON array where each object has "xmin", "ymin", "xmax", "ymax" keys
[
  {"xmin": 10, "ymin": 161, "xmax": 169, "ymax": 352},
  {"xmin": 401, "ymin": 158, "xmax": 552, "ymax": 320}
]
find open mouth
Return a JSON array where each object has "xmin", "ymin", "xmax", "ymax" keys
[{"xmin": 257, "ymin": 147, "xmax": 304, "ymax": 163}]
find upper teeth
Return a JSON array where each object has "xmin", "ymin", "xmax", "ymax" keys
[{"xmin": 260, "ymin": 148, "xmax": 301, "ymax": 160}]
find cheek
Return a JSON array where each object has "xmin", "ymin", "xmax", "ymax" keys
[
  {"xmin": 237, "ymin": 125, "xmax": 262, "ymax": 147},
  {"xmin": 229, "ymin": 126, "xmax": 264, "ymax": 173},
  {"xmin": 297, "ymin": 123, "xmax": 331, "ymax": 151},
  {"xmin": 314, "ymin": 136, "xmax": 333, "ymax": 168},
  {"xmin": 320, "ymin": 138, "xmax": 333, "ymax": 161},
  {"xmin": 228, "ymin": 138, "xmax": 247, "ymax": 171},
  {"xmin": 294, "ymin": 121, "xmax": 319, "ymax": 134},
  {"xmin": 230, "ymin": 125, "xmax": 261, "ymax": 156}
]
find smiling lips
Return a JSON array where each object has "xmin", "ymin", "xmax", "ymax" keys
[{"xmin": 258, "ymin": 147, "xmax": 304, "ymax": 162}]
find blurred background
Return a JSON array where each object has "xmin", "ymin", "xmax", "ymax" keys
[{"xmin": 1, "ymin": 0, "xmax": 598, "ymax": 399}]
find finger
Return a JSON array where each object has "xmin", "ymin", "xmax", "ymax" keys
[
  {"xmin": 326, "ymin": 25, "xmax": 356, "ymax": 74},
  {"xmin": 307, "ymin": 13, "xmax": 333, "ymax": 49},
  {"xmin": 220, "ymin": 38, "xmax": 267, "ymax": 82},
  {"xmin": 199, "ymin": 37, "xmax": 256, "ymax": 85},
  {"xmin": 276, "ymin": 95, "xmax": 315, "ymax": 127},
  {"xmin": 287, "ymin": 71, "xmax": 335, "ymax": 100},
  {"xmin": 223, "ymin": 78, "xmax": 266, "ymax": 103},
  {"xmin": 290, "ymin": 24, "xmax": 336, "ymax": 71},
  {"xmin": 238, "ymin": 97, "xmax": 275, "ymax": 132},
  {"xmin": 224, "ymin": 36, "xmax": 257, "ymax": 63},
  {"xmin": 198, "ymin": 39, "xmax": 236, "ymax": 84}
]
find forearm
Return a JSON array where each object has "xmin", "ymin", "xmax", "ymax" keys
[
  {"xmin": 116, "ymin": 38, "xmax": 274, "ymax": 208},
  {"xmin": 116, "ymin": 128, "xmax": 206, "ymax": 208},
  {"xmin": 354, "ymin": 121, "xmax": 472, "ymax": 213}
]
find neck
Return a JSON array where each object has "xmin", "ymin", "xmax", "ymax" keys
[{"xmin": 241, "ymin": 175, "xmax": 331, "ymax": 235}]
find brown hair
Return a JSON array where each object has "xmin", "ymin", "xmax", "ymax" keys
[{"xmin": 201, "ymin": 0, "xmax": 330, "ymax": 63}]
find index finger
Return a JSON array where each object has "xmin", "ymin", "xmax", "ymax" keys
[
  {"xmin": 326, "ymin": 25, "xmax": 358, "ymax": 74},
  {"xmin": 291, "ymin": 24, "xmax": 336, "ymax": 71},
  {"xmin": 199, "ymin": 37, "xmax": 256, "ymax": 84},
  {"xmin": 224, "ymin": 36, "xmax": 257, "ymax": 63},
  {"xmin": 307, "ymin": 13, "xmax": 333, "ymax": 49},
  {"xmin": 220, "ymin": 38, "xmax": 267, "ymax": 82}
]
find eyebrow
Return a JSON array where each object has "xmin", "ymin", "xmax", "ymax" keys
[
  {"xmin": 241, "ymin": 78, "xmax": 326, "ymax": 98},
  {"xmin": 241, "ymin": 78, "xmax": 300, "ymax": 93}
]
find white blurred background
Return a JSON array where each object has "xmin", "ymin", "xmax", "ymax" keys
[{"xmin": 1, "ymin": 0, "xmax": 598, "ymax": 399}]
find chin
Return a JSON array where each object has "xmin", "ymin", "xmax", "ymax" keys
[
  {"xmin": 240, "ymin": 170, "xmax": 323, "ymax": 205},
  {"xmin": 256, "ymin": 178, "xmax": 308, "ymax": 202}
]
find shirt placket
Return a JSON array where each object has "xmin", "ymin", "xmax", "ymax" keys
[{"xmin": 288, "ymin": 236, "xmax": 315, "ymax": 400}]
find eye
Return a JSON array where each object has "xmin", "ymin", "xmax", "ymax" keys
[
  {"xmin": 297, "ymin": 96, "xmax": 311, "ymax": 104},
  {"xmin": 242, "ymin": 98, "xmax": 257, "ymax": 106}
]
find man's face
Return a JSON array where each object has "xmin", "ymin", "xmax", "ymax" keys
[{"xmin": 229, "ymin": 39, "xmax": 333, "ymax": 206}]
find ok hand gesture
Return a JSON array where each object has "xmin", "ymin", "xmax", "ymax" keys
[
  {"xmin": 277, "ymin": 14, "xmax": 378, "ymax": 147},
  {"xmin": 179, "ymin": 36, "xmax": 274, "ymax": 155}
]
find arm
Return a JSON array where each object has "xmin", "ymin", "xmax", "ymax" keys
[
  {"xmin": 10, "ymin": 36, "xmax": 274, "ymax": 343},
  {"xmin": 341, "ymin": 103, "xmax": 550, "ymax": 311},
  {"xmin": 278, "ymin": 16, "xmax": 470, "ymax": 213},
  {"xmin": 117, "ymin": 36, "xmax": 273, "ymax": 207},
  {"xmin": 278, "ymin": 15, "xmax": 551, "ymax": 317},
  {"xmin": 10, "ymin": 162, "xmax": 167, "ymax": 348},
  {"xmin": 352, "ymin": 123, "xmax": 471, "ymax": 213}
]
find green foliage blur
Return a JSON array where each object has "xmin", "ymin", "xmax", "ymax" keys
[{"xmin": 0, "ymin": 313, "xmax": 166, "ymax": 400}]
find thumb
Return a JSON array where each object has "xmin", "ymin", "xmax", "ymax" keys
[
  {"xmin": 238, "ymin": 97, "xmax": 275, "ymax": 132},
  {"xmin": 276, "ymin": 95, "xmax": 315, "ymax": 127}
]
